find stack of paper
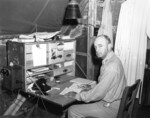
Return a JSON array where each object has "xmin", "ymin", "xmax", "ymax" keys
[{"xmin": 19, "ymin": 31, "xmax": 60, "ymax": 39}]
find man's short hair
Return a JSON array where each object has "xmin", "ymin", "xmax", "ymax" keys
[{"xmin": 96, "ymin": 35, "xmax": 111, "ymax": 44}]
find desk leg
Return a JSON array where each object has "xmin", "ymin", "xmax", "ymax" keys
[{"xmin": 61, "ymin": 109, "xmax": 68, "ymax": 118}]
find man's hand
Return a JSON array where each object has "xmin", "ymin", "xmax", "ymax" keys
[
  {"xmin": 65, "ymin": 91, "xmax": 77, "ymax": 98},
  {"xmin": 78, "ymin": 84, "xmax": 92, "ymax": 91}
]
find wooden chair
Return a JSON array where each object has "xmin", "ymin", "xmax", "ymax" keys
[{"xmin": 117, "ymin": 79, "xmax": 141, "ymax": 118}]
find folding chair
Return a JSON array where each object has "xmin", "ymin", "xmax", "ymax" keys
[{"xmin": 117, "ymin": 79, "xmax": 141, "ymax": 118}]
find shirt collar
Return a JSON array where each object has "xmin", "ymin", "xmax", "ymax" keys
[{"xmin": 102, "ymin": 51, "xmax": 114, "ymax": 65}]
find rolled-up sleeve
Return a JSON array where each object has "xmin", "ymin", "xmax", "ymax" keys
[{"xmin": 75, "ymin": 65, "xmax": 118, "ymax": 103}]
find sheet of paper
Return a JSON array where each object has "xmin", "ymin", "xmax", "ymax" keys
[
  {"xmin": 32, "ymin": 44, "xmax": 46, "ymax": 66},
  {"xmin": 59, "ymin": 87, "xmax": 69, "ymax": 95},
  {"xmin": 64, "ymin": 42, "xmax": 74, "ymax": 50},
  {"xmin": 19, "ymin": 31, "xmax": 60, "ymax": 39},
  {"xmin": 59, "ymin": 83, "xmax": 82, "ymax": 95},
  {"xmin": 64, "ymin": 61, "xmax": 73, "ymax": 67}
]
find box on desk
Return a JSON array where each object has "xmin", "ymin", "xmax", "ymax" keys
[
  {"xmin": 5, "ymin": 40, "xmax": 75, "ymax": 91},
  {"xmin": 7, "ymin": 41, "xmax": 74, "ymax": 69},
  {"xmin": 48, "ymin": 42, "xmax": 65, "ymax": 64}
]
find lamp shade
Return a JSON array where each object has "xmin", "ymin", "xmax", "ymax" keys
[{"xmin": 64, "ymin": 0, "xmax": 82, "ymax": 19}]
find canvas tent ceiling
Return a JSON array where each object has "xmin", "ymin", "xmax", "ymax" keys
[{"xmin": 0, "ymin": 0, "xmax": 69, "ymax": 35}]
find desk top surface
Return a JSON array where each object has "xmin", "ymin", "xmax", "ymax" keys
[
  {"xmin": 41, "ymin": 75, "xmax": 77, "ymax": 107},
  {"xmin": 23, "ymin": 75, "xmax": 77, "ymax": 108}
]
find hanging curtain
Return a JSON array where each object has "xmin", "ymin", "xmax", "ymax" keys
[
  {"xmin": 115, "ymin": 0, "xmax": 150, "ymax": 88},
  {"xmin": 97, "ymin": 0, "xmax": 113, "ymax": 45}
]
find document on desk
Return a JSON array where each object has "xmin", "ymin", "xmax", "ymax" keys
[{"xmin": 59, "ymin": 78, "xmax": 96, "ymax": 95}]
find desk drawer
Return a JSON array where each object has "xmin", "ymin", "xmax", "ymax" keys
[{"xmin": 64, "ymin": 50, "xmax": 74, "ymax": 61}]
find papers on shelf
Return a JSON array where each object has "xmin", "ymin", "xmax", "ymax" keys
[
  {"xmin": 19, "ymin": 31, "xmax": 60, "ymax": 39},
  {"xmin": 30, "ymin": 67, "xmax": 49, "ymax": 72},
  {"xmin": 12, "ymin": 31, "xmax": 61, "ymax": 43},
  {"xmin": 61, "ymin": 35, "xmax": 71, "ymax": 39},
  {"xmin": 12, "ymin": 37, "xmax": 38, "ymax": 43}
]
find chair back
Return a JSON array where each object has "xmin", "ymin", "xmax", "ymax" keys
[{"xmin": 117, "ymin": 79, "xmax": 141, "ymax": 118}]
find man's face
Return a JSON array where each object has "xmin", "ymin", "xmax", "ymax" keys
[{"xmin": 94, "ymin": 37, "xmax": 110, "ymax": 59}]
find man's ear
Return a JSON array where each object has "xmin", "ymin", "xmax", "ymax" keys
[{"xmin": 108, "ymin": 43, "xmax": 113, "ymax": 50}]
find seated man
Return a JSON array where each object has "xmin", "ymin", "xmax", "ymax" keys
[{"xmin": 68, "ymin": 35, "xmax": 127, "ymax": 118}]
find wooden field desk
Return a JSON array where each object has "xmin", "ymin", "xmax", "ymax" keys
[{"xmin": 20, "ymin": 75, "xmax": 82, "ymax": 118}]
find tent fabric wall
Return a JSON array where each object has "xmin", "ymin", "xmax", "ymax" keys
[{"xmin": 0, "ymin": 0, "xmax": 69, "ymax": 35}]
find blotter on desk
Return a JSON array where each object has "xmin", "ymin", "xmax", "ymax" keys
[{"xmin": 60, "ymin": 78, "xmax": 96, "ymax": 95}]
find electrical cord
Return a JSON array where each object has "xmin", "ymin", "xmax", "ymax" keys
[
  {"xmin": 25, "ymin": 71, "xmax": 48, "ymax": 114},
  {"xmin": 26, "ymin": 71, "xmax": 46, "ymax": 96},
  {"xmin": 75, "ymin": 61, "xmax": 89, "ymax": 80}
]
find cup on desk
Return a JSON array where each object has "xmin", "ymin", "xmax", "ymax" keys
[
  {"xmin": 50, "ymin": 77, "xmax": 54, "ymax": 81},
  {"xmin": 55, "ymin": 77, "xmax": 61, "ymax": 85}
]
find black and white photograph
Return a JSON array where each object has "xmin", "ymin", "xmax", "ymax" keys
[{"xmin": 0, "ymin": 0, "xmax": 150, "ymax": 118}]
